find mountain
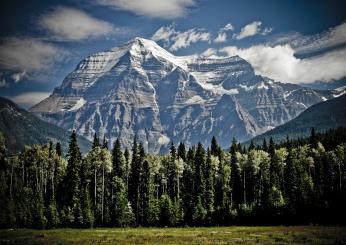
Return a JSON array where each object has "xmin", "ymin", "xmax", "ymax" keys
[
  {"xmin": 30, "ymin": 37, "xmax": 345, "ymax": 153},
  {"xmin": 301, "ymin": 77, "xmax": 346, "ymax": 90},
  {"xmin": 0, "ymin": 97, "xmax": 91, "ymax": 153},
  {"xmin": 249, "ymin": 93, "xmax": 346, "ymax": 145}
]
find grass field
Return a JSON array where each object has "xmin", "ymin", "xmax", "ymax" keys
[{"xmin": 1, "ymin": 226, "xmax": 346, "ymax": 244}]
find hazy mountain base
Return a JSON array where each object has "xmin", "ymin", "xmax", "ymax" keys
[{"xmin": 250, "ymin": 94, "xmax": 346, "ymax": 145}]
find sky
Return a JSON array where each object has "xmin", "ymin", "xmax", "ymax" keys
[{"xmin": 0, "ymin": 0, "xmax": 345, "ymax": 108}]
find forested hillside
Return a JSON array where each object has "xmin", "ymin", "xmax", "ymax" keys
[
  {"xmin": 250, "ymin": 94, "xmax": 346, "ymax": 145},
  {"xmin": 1, "ymin": 128, "xmax": 346, "ymax": 228},
  {"xmin": 0, "ymin": 97, "xmax": 91, "ymax": 153}
]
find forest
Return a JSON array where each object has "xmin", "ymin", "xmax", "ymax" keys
[{"xmin": 0, "ymin": 127, "xmax": 346, "ymax": 229}]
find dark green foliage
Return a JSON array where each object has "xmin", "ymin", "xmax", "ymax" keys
[
  {"xmin": 0, "ymin": 97, "xmax": 91, "ymax": 154},
  {"xmin": 250, "ymin": 94, "xmax": 346, "ymax": 145},
  {"xmin": 112, "ymin": 139, "xmax": 125, "ymax": 180},
  {"xmin": 1, "ymin": 128, "xmax": 346, "ymax": 228},
  {"xmin": 230, "ymin": 138, "xmax": 242, "ymax": 206}
]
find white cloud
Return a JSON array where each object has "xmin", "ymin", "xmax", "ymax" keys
[
  {"xmin": 152, "ymin": 25, "xmax": 210, "ymax": 51},
  {"xmin": 288, "ymin": 22, "xmax": 346, "ymax": 54},
  {"xmin": 0, "ymin": 37, "xmax": 68, "ymax": 72},
  {"xmin": 11, "ymin": 70, "xmax": 27, "ymax": 83},
  {"xmin": 0, "ymin": 78, "xmax": 8, "ymax": 88},
  {"xmin": 9, "ymin": 92, "xmax": 50, "ymax": 108},
  {"xmin": 234, "ymin": 21, "xmax": 272, "ymax": 40},
  {"xmin": 38, "ymin": 7, "xmax": 116, "ymax": 41},
  {"xmin": 201, "ymin": 48, "xmax": 217, "ymax": 57},
  {"xmin": 220, "ymin": 23, "xmax": 234, "ymax": 32},
  {"xmin": 214, "ymin": 32, "xmax": 227, "ymax": 43},
  {"xmin": 97, "ymin": 0, "xmax": 195, "ymax": 19},
  {"xmin": 219, "ymin": 44, "xmax": 346, "ymax": 84},
  {"xmin": 213, "ymin": 23, "xmax": 234, "ymax": 43},
  {"xmin": 151, "ymin": 24, "xmax": 177, "ymax": 44},
  {"xmin": 170, "ymin": 28, "xmax": 210, "ymax": 51}
]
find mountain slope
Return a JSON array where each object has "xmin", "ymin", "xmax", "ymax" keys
[
  {"xmin": 30, "ymin": 37, "xmax": 344, "ymax": 153},
  {"xmin": 0, "ymin": 97, "xmax": 91, "ymax": 153},
  {"xmin": 250, "ymin": 94, "xmax": 346, "ymax": 144}
]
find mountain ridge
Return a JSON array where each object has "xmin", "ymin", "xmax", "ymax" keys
[
  {"xmin": 30, "ymin": 37, "xmax": 345, "ymax": 153},
  {"xmin": 0, "ymin": 97, "xmax": 91, "ymax": 153},
  {"xmin": 249, "ymin": 93, "xmax": 346, "ymax": 145}
]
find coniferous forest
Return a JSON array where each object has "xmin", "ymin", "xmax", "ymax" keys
[{"xmin": 1, "ymin": 127, "xmax": 346, "ymax": 229}]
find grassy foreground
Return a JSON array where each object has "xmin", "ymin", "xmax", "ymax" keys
[{"xmin": 1, "ymin": 226, "xmax": 346, "ymax": 244}]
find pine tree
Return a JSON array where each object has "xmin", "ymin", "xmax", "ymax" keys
[
  {"xmin": 92, "ymin": 133, "xmax": 100, "ymax": 149},
  {"xmin": 310, "ymin": 127, "xmax": 318, "ymax": 148},
  {"xmin": 211, "ymin": 136, "xmax": 219, "ymax": 156},
  {"xmin": 112, "ymin": 139, "xmax": 125, "ymax": 180},
  {"xmin": 194, "ymin": 143, "xmax": 206, "ymax": 207},
  {"xmin": 204, "ymin": 149, "xmax": 214, "ymax": 222},
  {"xmin": 168, "ymin": 142, "xmax": 177, "ymax": 200},
  {"xmin": 262, "ymin": 138, "xmax": 268, "ymax": 152},
  {"xmin": 62, "ymin": 131, "xmax": 82, "ymax": 226},
  {"xmin": 124, "ymin": 148, "xmax": 130, "ymax": 193},
  {"xmin": 249, "ymin": 140, "xmax": 255, "ymax": 151},
  {"xmin": 177, "ymin": 142, "xmax": 186, "ymax": 162},
  {"xmin": 129, "ymin": 139, "xmax": 145, "ymax": 225},
  {"xmin": 102, "ymin": 136, "xmax": 108, "ymax": 149},
  {"xmin": 182, "ymin": 147, "xmax": 195, "ymax": 225},
  {"xmin": 139, "ymin": 160, "xmax": 150, "ymax": 226},
  {"xmin": 55, "ymin": 142, "xmax": 62, "ymax": 157},
  {"xmin": 230, "ymin": 138, "xmax": 241, "ymax": 206}
]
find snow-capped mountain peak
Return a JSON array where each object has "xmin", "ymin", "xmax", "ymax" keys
[{"xmin": 30, "ymin": 37, "xmax": 342, "ymax": 153}]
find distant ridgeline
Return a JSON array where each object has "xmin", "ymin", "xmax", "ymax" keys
[{"xmin": 0, "ymin": 127, "xmax": 346, "ymax": 229}]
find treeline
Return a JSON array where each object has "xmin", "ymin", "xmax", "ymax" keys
[{"xmin": 0, "ymin": 127, "xmax": 346, "ymax": 229}]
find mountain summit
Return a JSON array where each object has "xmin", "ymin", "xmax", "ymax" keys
[{"xmin": 30, "ymin": 37, "xmax": 343, "ymax": 153}]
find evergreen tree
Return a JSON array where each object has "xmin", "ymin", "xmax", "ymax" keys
[
  {"xmin": 310, "ymin": 127, "xmax": 318, "ymax": 148},
  {"xmin": 112, "ymin": 139, "xmax": 125, "ymax": 180},
  {"xmin": 62, "ymin": 131, "xmax": 82, "ymax": 226},
  {"xmin": 55, "ymin": 142, "xmax": 62, "ymax": 157},
  {"xmin": 177, "ymin": 142, "xmax": 186, "ymax": 162},
  {"xmin": 204, "ymin": 149, "xmax": 214, "ymax": 223},
  {"xmin": 194, "ymin": 143, "xmax": 206, "ymax": 207},
  {"xmin": 102, "ymin": 136, "xmax": 108, "ymax": 149},
  {"xmin": 92, "ymin": 133, "xmax": 100, "ymax": 149},
  {"xmin": 262, "ymin": 138, "xmax": 268, "ymax": 152},
  {"xmin": 139, "ymin": 160, "xmax": 150, "ymax": 226},
  {"xmin": 211, "ymin": 136, "xmax": 219, "ymax": 156},
  {"xmin": 230, "ymin": 138, "xmax": 242, "ymax": 206}
]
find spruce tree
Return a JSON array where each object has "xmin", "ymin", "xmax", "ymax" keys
[
  {"xmin": 205, "ymin": 149, "xmax": 214, "ymax": 222},
  {"xmin": 177, "ymin": 142, "xmax": 186, "ymax": 162},
  {"xmin": 262, "ymin": 138, "xmax": 268, "ymax": 152},
  {"xmin": 230, "ymin": 138, "xmax": 242, "ymax": 206},
  {"xmin": 112, "ymin": 139, "xmax": 125, "ymax": 180},
  {"xmin": 92, "ymin": 133, "xmax": 100, "ymax": 149},
  {"xmin": 62, "ymin": 131, "xmax": 82, "ymax": 226},
  {"xmin": 211, "ymin": 136, "xmax": 219, "ymax": 156},
  {"xmin": 168, "ymin": 142, "xmax": 177, "ymax": 200},
  {"xmin": 139, "ymin": 160, "xmax": 150, "ymax": 226},
  {"xmin": 194, "ymin": 143, "xmax": 206, "ymax": 206},
  {"xmin": 55, "ymin": 142, "xmax": 62, "ymax": 157}
]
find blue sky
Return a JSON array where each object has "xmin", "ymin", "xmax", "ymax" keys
[{"xmin": 0, "ymin": 0, "xmax": 345, "ymax": 108}]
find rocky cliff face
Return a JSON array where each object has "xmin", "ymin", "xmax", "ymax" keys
[{"xmin": 30, "ymin": 37, "xmax": 343, "ymax": 153}]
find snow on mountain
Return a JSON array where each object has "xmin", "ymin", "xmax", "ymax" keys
[{"xmin": 30, "ymin": 37, "xmax": 343, "ymax": 153}]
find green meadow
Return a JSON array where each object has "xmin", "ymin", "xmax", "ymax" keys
[{"xmin": 1, "ymin": 226, "xmax": 346, "ymax": 244}]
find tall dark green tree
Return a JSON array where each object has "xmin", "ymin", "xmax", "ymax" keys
[
  {"xmin": 112, "ymin": 139, "xmax": 125, "ymax": 180},
  {"xmin": 204, "ymin": 149, "xmax": 214, "ymax": 222},
  {"xmin": 62, "ymin": 131, "xmax": 82, "ymax": 226},
  {"xmin": 230, "ymin": 138, "xmax": 241, "ymax": 206},
  {"xmin": 139, "ymin": 160, "xmax": 150, "ymax": 226}
]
